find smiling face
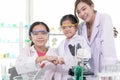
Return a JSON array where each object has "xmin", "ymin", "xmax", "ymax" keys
[
  {"xmin": 76, "ymin": 1, "xmax": 95, "ymax": 23},
  {"xmin": 61, "ymin": 20, "xmax": 77, "ymax": 39},
  {"xmin": 30, "ymin": 24, "xmax": 49, "ymax": 47}
]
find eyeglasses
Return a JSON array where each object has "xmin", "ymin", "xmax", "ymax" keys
[{"xmin": 31, "ymin": 30, "xmax": 49, "ymax": 36}]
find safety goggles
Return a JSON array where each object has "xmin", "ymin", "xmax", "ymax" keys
[
  {"xmin": 61, "ymin": 23, "xmax": 77, "ymax": 29},
  {"xmin": 31, "ymin": 30, "xmax": 49, "ymax": 35}
]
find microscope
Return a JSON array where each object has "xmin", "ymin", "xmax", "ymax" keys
[{"xmin": 68, "ymin": 43, "xmax": 94, "ymax": 80}]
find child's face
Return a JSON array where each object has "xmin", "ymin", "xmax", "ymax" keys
[
  {"xmin": 61, "ymin": 20, "xmax": 77, "ymax": 39},
  {"xmin": 30, "ymin": 24, "xmax": 49, "ymax": 47}
]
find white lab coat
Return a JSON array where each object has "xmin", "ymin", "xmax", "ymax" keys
[
  {"xmin": 15, "ymin": 45, "xmax": 60, "ymax": 80},
  {"xmin": 56, "ymin": 33, "xmax": 91, "ymax": 80},
  {"xmin": 78, "ymin": 11, "xmax": 117, "ymax": 75}
]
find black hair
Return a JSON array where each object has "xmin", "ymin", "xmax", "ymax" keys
[
  {"xmin": 29, "ymin": 21, "xmax": 50, "ymax": 46},
  {"xmin": 60, "ymin": 14, "xmax": 78, "ymax": 26}
]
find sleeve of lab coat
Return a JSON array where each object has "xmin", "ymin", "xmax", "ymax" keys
[
  {"xmin": 101, "ymin": 14, "xmax": 117, "ymax": 66},
  {"xmin": 15, "ymin": 47, "xmax": 38, "ymax": 74}
]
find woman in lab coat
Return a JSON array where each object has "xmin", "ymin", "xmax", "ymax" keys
[
  {"xmin": 56, "ymin": 14, "xmax": 91, "ymax": 80},
  {"xmin": 74, "ymin": 0, "xmax": 117, "ymax": 76},
  {"xmin": 15, "ymin": 21, "xmax": 59, "ymax": 80}
]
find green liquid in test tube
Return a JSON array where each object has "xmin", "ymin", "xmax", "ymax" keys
[{"xmin": 74, "ymin": 66, "xmax": 83, "ymax": 80}]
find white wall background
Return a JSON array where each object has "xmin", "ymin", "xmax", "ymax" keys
[
  {"xmin": 0, "ymin": 0, "xmax": 26, "ymax": 23},
  {"xmin": 33, "ymin": 0, "xmax": 75, "ymax": 28}
]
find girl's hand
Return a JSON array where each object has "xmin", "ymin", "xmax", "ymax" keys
[
  {"xmin": 35, "ymin": 56, "xmax": 58, "ymax": 64},
  {"xmin": 59, "ymin": 57, "xmax": 65, "ymax": 64},
  {"xmin": 47, "ymin": 56, "xmax": 58, "ymax": 62},
  {"xmin": 52, "ymin": 60, "xmax": 59, "ymax": 65},
  {"xmin": 47, "ymin": 56, "xmax": 59, "ymax": 65}
]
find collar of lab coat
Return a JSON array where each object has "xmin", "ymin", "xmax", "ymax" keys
[
  {"xmin": 71, "ymin": 31, "xmax": 78, "ymax": 40},
  {"xmin": 81, "ymin": 11, "xmax": 101, "ymax": 45},
  {"xmin": 67, "ymin": 32, "xmax": 82, "ymax": 46},
  {"xmin": 30, "ymin": 45, "xmax": 53, "ymax": 56}
]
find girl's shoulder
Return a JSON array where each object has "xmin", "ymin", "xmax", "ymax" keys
[
  {"xmin": 71, "ymin": 34, "xmax": 85, "ymax": 44},
  {"xmin": 74, "ymin": 33, "xmax": 85, "ymax": 39},
  {"xmin": 23, "ymin": 45, "xmax": 39, "ymax": 55},
  {"xmin": 46, "ymin": 47, "xmax": 57, "ymax": 55},
  {"xmin": 47, "ymin": 47, "xmax": 56, "ymax": 52},
  {"xmin": 47, "ymin": 46, "xmax": 57, "ymax": 51}
]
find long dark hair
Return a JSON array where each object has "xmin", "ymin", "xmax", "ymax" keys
[{"xmin": 29, "ymin": 21, "xmax": 50, "ymax": 46}]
